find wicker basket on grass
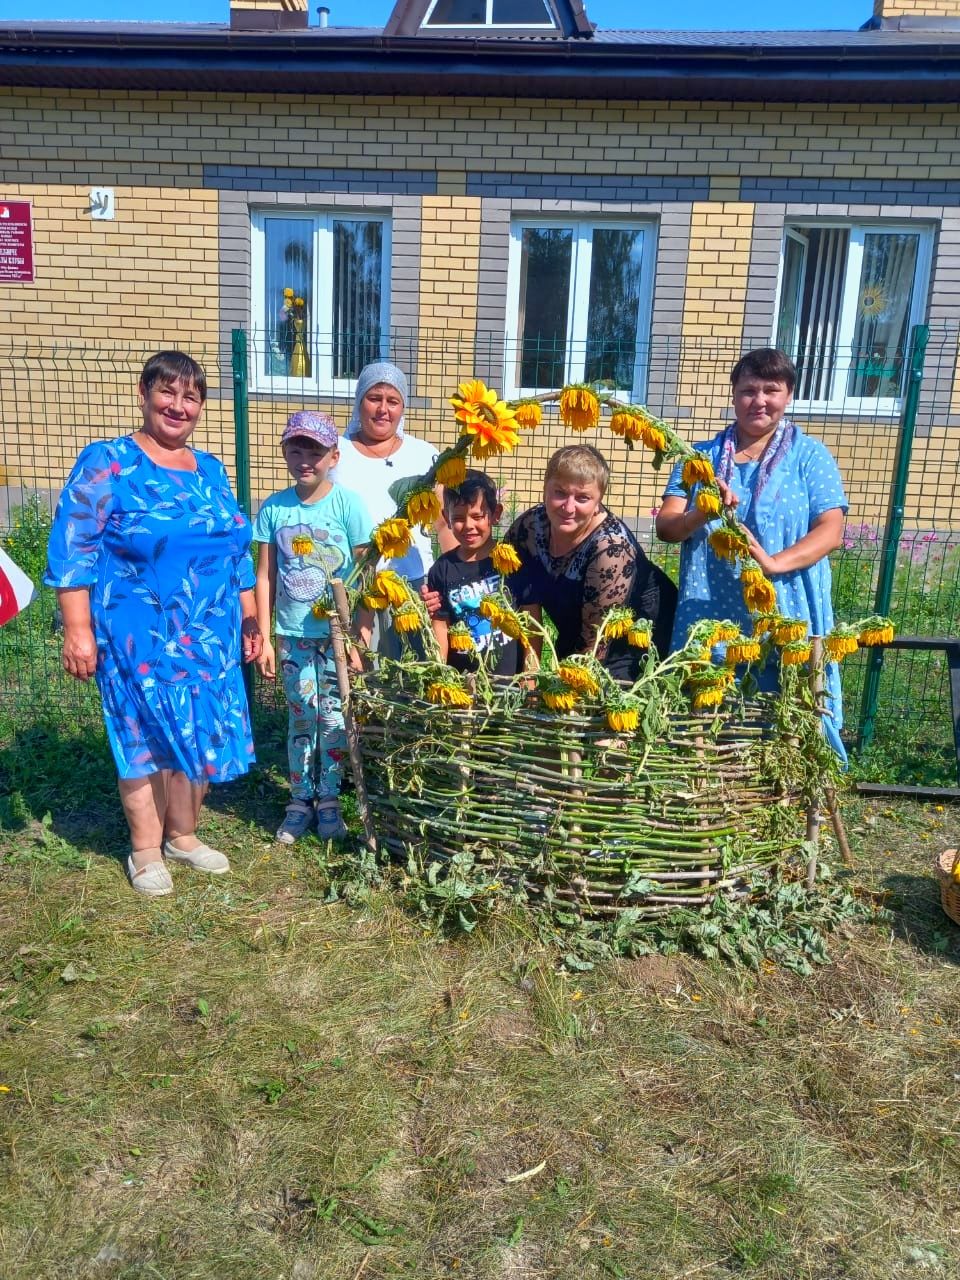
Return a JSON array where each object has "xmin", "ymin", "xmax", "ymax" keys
[
  {"xmin": 935, "ymin": 848, "xmax": 960, "ymax": 927},
  {"xmin": 353, "ymin": 674, "xmax": 808, "ymax": 920}
]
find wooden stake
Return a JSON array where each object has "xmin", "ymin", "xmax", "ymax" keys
[
  {"xmin": 330, "ymin": 578, "xmax": 376, "ymax": 853},
  {"xmin": 806, "ymin": 636, "xmax": 824, "ymax": 889}
]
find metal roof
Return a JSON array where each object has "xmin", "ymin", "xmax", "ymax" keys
[{"xmin": 2, "ymin": 19, "xmax": 960, "ymax": 101}]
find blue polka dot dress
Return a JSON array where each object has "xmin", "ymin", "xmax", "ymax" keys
[{"xmin": 663, "ymin": 422, "xmax": 849, "ymax": 760}]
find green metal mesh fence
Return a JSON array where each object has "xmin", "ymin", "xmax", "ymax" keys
[{"xmin": 2, "ymin": 329, "xmax": 959, "ymax": 785}]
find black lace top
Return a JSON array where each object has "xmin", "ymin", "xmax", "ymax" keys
[{"xmin": 506, "ymin": 505, "xmax": 677, "ymax": 680}]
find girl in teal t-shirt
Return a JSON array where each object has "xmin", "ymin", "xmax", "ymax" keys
[{"xmin": 254, "ymin": 412, "xmax": 372, "ymax": 844}]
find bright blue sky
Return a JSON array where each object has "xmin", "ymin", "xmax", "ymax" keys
[{"xmin": 0, "ymin": 0, "xmax": 871, "ymax": 31}]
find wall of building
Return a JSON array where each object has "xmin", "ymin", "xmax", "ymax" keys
[{"xmin": 1, "ymin": 87, "xmax": 959, "ymax": 530}]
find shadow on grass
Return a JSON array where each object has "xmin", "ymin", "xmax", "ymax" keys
[{"xmin": 881, "ymin": 870, "xmax": 960, "ymax": 965}]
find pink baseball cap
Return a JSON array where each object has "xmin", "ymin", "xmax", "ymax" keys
[{"xmin": 281, "ymin": 411, "xmax": 338, "ymax": 448}]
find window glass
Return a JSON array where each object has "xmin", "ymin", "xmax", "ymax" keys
[
  {"xmin": 263, "ymin": 218, "xmax": 313, "ymax": 380},
  {"xmin": 584, "ymin": 228, "xmax": 644, "ymax": 390},
  {"xmin": 426, "ymin": 0, "xmax": 487, "ymax": 23},
  {"xmin": 847, "ymin": 232, "xmax": 919, "ymax": 400},
  {"xmin": 776, "ymin": 223, "xmax": 928, "ymax": 407},
  {"xmin": 516, "ymin": 226, "xmax": 572, "ymax": 391},
  {"xmin": 492, "ymin": 0, "xmax": 553, "ymax": 22},
  {"xmin": 332, "ymin": 219, "xmax": 384, "ymax": 381}
]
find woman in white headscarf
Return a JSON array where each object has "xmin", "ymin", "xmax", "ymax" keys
[{"xmin": 331, "ymin": 361, "xmax": 454, "ymax": 654}]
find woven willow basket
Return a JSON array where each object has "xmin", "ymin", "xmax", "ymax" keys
[
  {"xmin": 935, "ymin": 848, "xmax": 960, "ymax": 927},
  {"xmin": 353, "ymin": 676, "xmax": 808, "ymax": 920}
]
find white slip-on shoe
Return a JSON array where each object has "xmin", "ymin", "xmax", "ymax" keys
[
  {"xmin": 163, "ymin": 840, "xmax": 231, "ymax": 874},
  {"xmin": 127, "ymin": 855, "xmax": 174, "ymax": 897}
]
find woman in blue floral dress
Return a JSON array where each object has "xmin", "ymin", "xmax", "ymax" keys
[
  {"xmin": 656, "ymin": 348, "xmax": 848, "ymax": 759},
  {"xmin": 45, "ymin": 351, "xmax": 263, "ymax": 896}
]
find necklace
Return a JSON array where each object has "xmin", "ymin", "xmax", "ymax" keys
[
  {"xmin": 357, "ymin": 433, "xmax": 401, "ymax": 467},
  {"xmin": 734, "ymin": 437, "xmax": 771, "ymax": 462}
]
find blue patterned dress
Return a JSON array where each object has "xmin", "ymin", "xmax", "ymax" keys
[
  {"xmin": 45, "ymin": 436, "xmax": 256, "ymax": 782},
  {"xmin": 663, "ymin": 422, "xmax": 849, "ymax": 760}
]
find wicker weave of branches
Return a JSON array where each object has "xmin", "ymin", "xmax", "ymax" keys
[{"xmin": 353, "ymin": 673, "xmax": 808, "ymax": 920}]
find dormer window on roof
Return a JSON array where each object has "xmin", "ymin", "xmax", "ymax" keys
[{"xmin": 422, "ymin": 0, "xmax": 556, "ymax": 28}]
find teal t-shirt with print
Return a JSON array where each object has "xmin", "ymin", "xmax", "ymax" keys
[{"xmin": 253, "ymin": 484, "xmax": 372, "ymax": 638}]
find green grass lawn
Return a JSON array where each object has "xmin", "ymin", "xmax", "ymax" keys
[{"xmin": 1, "ymin": 723, "xmax": 958, "ymax": 1280}]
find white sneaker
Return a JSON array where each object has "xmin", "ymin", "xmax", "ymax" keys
[{"xmin": 163, "ymin": 840, "xmax": 230, "ymax": 874}]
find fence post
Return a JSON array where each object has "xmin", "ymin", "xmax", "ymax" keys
[
  {"xmin": 232, "ymin": 329, "xmax": 251, "ymax": 518},
  {"xmin": 857, "ymin": 322, "xmax": 928, "ymax": 751}
]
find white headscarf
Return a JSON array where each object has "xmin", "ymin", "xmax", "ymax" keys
[{"xmin": 345, "ymin": 361, "xmax": 408, "ymax": 440}]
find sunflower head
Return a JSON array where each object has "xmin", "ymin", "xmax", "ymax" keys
[
  {"xmin": 448, "ymin": 623, "xmax": 476, "ymax": 653},
  {"xmin": 695, "ymin": 489, "xmax": 722, "ymax": 519},
  {"xmin": 824, "ymin": 631, "xmax": 859, "ymax": 661},
  {"xmin": 491, "ymin": 542, "xmax": 522, "ymax": 576},
  {"xmin": 426, "ymin": 679, "xmax": 472, "ymax": 709},
  {"xmin": 372, "ymin": 517, "xmax": 414, "ymax": 560},
  {"xmin": 362, "ymin": 590, "xmax": 389, "ymax": 611},
  {"xmin": 513, "ymin": 400, "xmax": 543, "ymax": 430},
  {"xmin": 602, "ymin": 606, "xmax": 635, "ymax": 641},
  {"xmin": 724, "ymin": 638, "xmax": 762, "ymax": 666},
  {"xmin": 435, "ymin": 452, "xmax": 468, "ymax": 489},
  {"xmin": 708, "ymin": 525, "xmax": 750, "ymax": 565},
  {"xmin": 772, "ymin": 619, "xmax": 808, "ymax": 647},
  {"xmin": 310, "ymin": 599, "xmax": 332, "ymax": 620},
  {"xmin": 374, "ymin": 570, "xmax": 409, "ymax": 608},
  {"xmin": 627, "ymin": 623, "xmax": 652, "ymax": 649},
  {"xmin": 858, "ymin": 617, "xmax": 895, "ymax": 647},
  {"xmin": 557, "ymin": 660, "xmax": 600, "ymax": 696},
  {"xmin": 606, "ymin": 702, "xmax": 641, "ymax": 733},
  {"xmin": 540, "ymin": 677, "xmax": 579, "ymax": 714},
  {"xmin": 393, "ymin": 602, "xmax": 422, "ymax": 634},
  {"xmin": 406, "ymin": 488, "xmax": 441, "ymax": 532},
  {"xmin": 781, "ymin": 640, "xmax": 813, "ymax": 667},
  {"xmin": 742, "ymin": 575, "xmax": 777, "ymax": 616},
  {"xmin": 558, "ymin": 385, "xmax": 600, "ymax": 432},
  {"xmin": 682, "ymin": 453, "xmax": 715, "ymax": 489}
]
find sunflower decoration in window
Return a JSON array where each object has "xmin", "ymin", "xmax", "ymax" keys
[{"xmin": 280, "ymin": 287, "xmax": 310, "ymax": 377}]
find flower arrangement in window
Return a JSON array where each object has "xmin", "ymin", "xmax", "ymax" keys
[{"xmin": 280, "ymin": 286, "xmax": 310, "ymax": 377}]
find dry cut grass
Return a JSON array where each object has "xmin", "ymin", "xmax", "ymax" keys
[{"xmin": 0, "ymin": 722, "xmax": 958, "ymax": 1279}]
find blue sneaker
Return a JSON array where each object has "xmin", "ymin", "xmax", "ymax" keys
[
  {"xmin": 276, "ymin": 800, "xmax": 314, "ymax": 845},
  {"xmin": 315, "ymin": 800, "xmax": 347, "ymax": 840}
]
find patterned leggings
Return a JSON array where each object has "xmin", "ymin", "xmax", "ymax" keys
[{"xmin": 277, "ymin": 635, "xmax": 346, "ymax": 802}]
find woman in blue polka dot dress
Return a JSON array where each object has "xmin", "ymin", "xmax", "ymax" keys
[{"xmin": 656, "ymin": 348, "xmax": 848, "ymax": 760}]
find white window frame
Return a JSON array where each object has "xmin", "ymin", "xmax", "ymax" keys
[
  {"xmin": 771, "ymin": 219, "xmax": 933, "ymax": 416},
  {"xmin": 422, "ymin": 0, "xmax": 555, "ymax": 28},
  {"xmin": 504, "ymin": 217, "xmax": 657, "ymax": 401},
  {"xmin": 250, "ymin": 210, "xmax": 391, "ymax": 396}
]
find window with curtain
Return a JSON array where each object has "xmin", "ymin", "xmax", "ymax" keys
[
  {"xmin": 251, "ymin": 212, "xmax": 389, "ymax": 391},
  {"xmin": 774, "ymin": 222, "xmax": 931, "ymax": 411},
  {"xmin": 423, "ymin": 0, "xmax": 555, "ymax": 27},
  {"xmin": 505, "ymin": 220, "xmax": 655, "ymax": 398}
]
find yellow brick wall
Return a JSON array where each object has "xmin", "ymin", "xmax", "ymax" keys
[
  {"xmin": 416, "ymin": 195, "xmax": 482, "ymax": 408},
  {"xmin": 875, "ymin": 0, "xmax": 960, "ymax": 15},
  {"xmin": 0, "ymin": 90, "xmax": 958, "ymax": 525}
]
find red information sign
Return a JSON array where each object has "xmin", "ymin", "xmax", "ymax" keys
[{"xmin": 0, "ymin": 202, "xmax": 34, "ymax": 283}]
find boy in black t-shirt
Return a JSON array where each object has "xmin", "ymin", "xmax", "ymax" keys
[{"xmin": 427, "ymin": 470, "xmax": 522, "ymax": 677}]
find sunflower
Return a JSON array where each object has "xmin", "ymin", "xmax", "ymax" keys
[
  {"xmin": 496, "ymin": 608, "xmax": 528, "ymax": 644},
  {"xmin": 772, "ymin": 619, "xmax": 808, "ymax": 646},
  {"xmin": 479, "ymin": 598, "xmax": 504, "ymax": 627},
  {"xmin": 683, "ymin": 454, "xmax": 715, "ymax": 488},
  {"xmin": 491, "ymin": 542, "xmax": 522, "ymax": 575},
  {"xmin": 426, "ymin": 680, "xmax": 472, "ymax": 709},
  {"xmin": 781, "ymin": 641, "xmax": 812, "ymax": 667},
  {"xmin": 558, "ymin": 385, "xmax": 601, "ymax": 432},
  {"xmin": 373, "ymin": 517, "xmax": 413, "ymax": 560},
  {"xmin": 606, "ymin": 704, "xmax": 640, "ymax": 733},
  {"xmin": 824, "ymin": 630, "xmax": 859, "ymax": 662},
  {"xmin": 608, "ymin": 410, "xmax": 633, "ymax": 438},
  {"xmin": 291, "ymin": 534, "xmax": 314, "ymax": 556},
  {"xmin": 406, "ymin": 488, "xmax": 441, "ymax": 531},
  {"xmin": 708, "ymin": 621, "xmax": 740, "ymax": 645},
  {"xmin": 724, "ymin": 638, "xmax": 762, "ymax": 666},
  {"xmin": 374, "ymin": 570, "xmax": 409, "ymax": 608},
  {"xmin": 557, "ymin": 662, "xmax": 600, "ymax": 696},
  {"xmin": 602, "ymin": 606, "xmax": 634, "ymax": 640},
  {"xmin": 542, "ymin": 685, "xmax": 579, "ymax": 713},
  {"xmin": 451, "ymin": 379, "xmax": 520, "ymax": 460},
  {"xmin": 283, "ymin": 286, "xmax": 294, "ymax": 299},
  {"xmin": 310, "ymin": 599, "xmax": 332, "ymax": 620},
  {"xmin": 435, "ymin": 452, "xmax": 467, "ymax": 489},
  {"xmin": 513, "ymin": 400, "xmax": 542, "ymax": 430},
  {"xmin": 708, "ymin": 525, "xmax": 750, "ymax": 564},
  {"xmin": 362, "ymin": 590, "xmax": 389, "ymax": 611},
  {"xmin": 393, "ymin": 603, "xmax": 422, "ymax": 634},
  {"xmin": 692, "ymin": 686, "xmax": 726, "ymax": 710},
  {"xmin": 639, "ymin": 421, "xmax": 668, "ymax": 453},
  {"xmin": 685, "ymin": 669, "xmax": 734, "ymax": 711},
  {"xmin": 448, "ymin": 623, "xmax": 476, "ymax": 653},
  {"xmin": 752, "ymin": 613, "xmax": 778, "ymax": 638},
  {"xmin": 740, "ymin": 564, "xmax": 765, "ymax": 587},
  {"xmin": 742, "ymin": 575, "xmax": 777, "ymax": 616},
  {"xmin": 695, "ymin": 489, "xmax": 722, "ymax": 519},
  {"xmin": 627, "ymin": 623, "xmax": 651, "ymax": 649},
  {"xmin": 858, "ymin": 618, "xmax": 895, "ymax": 646}
]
